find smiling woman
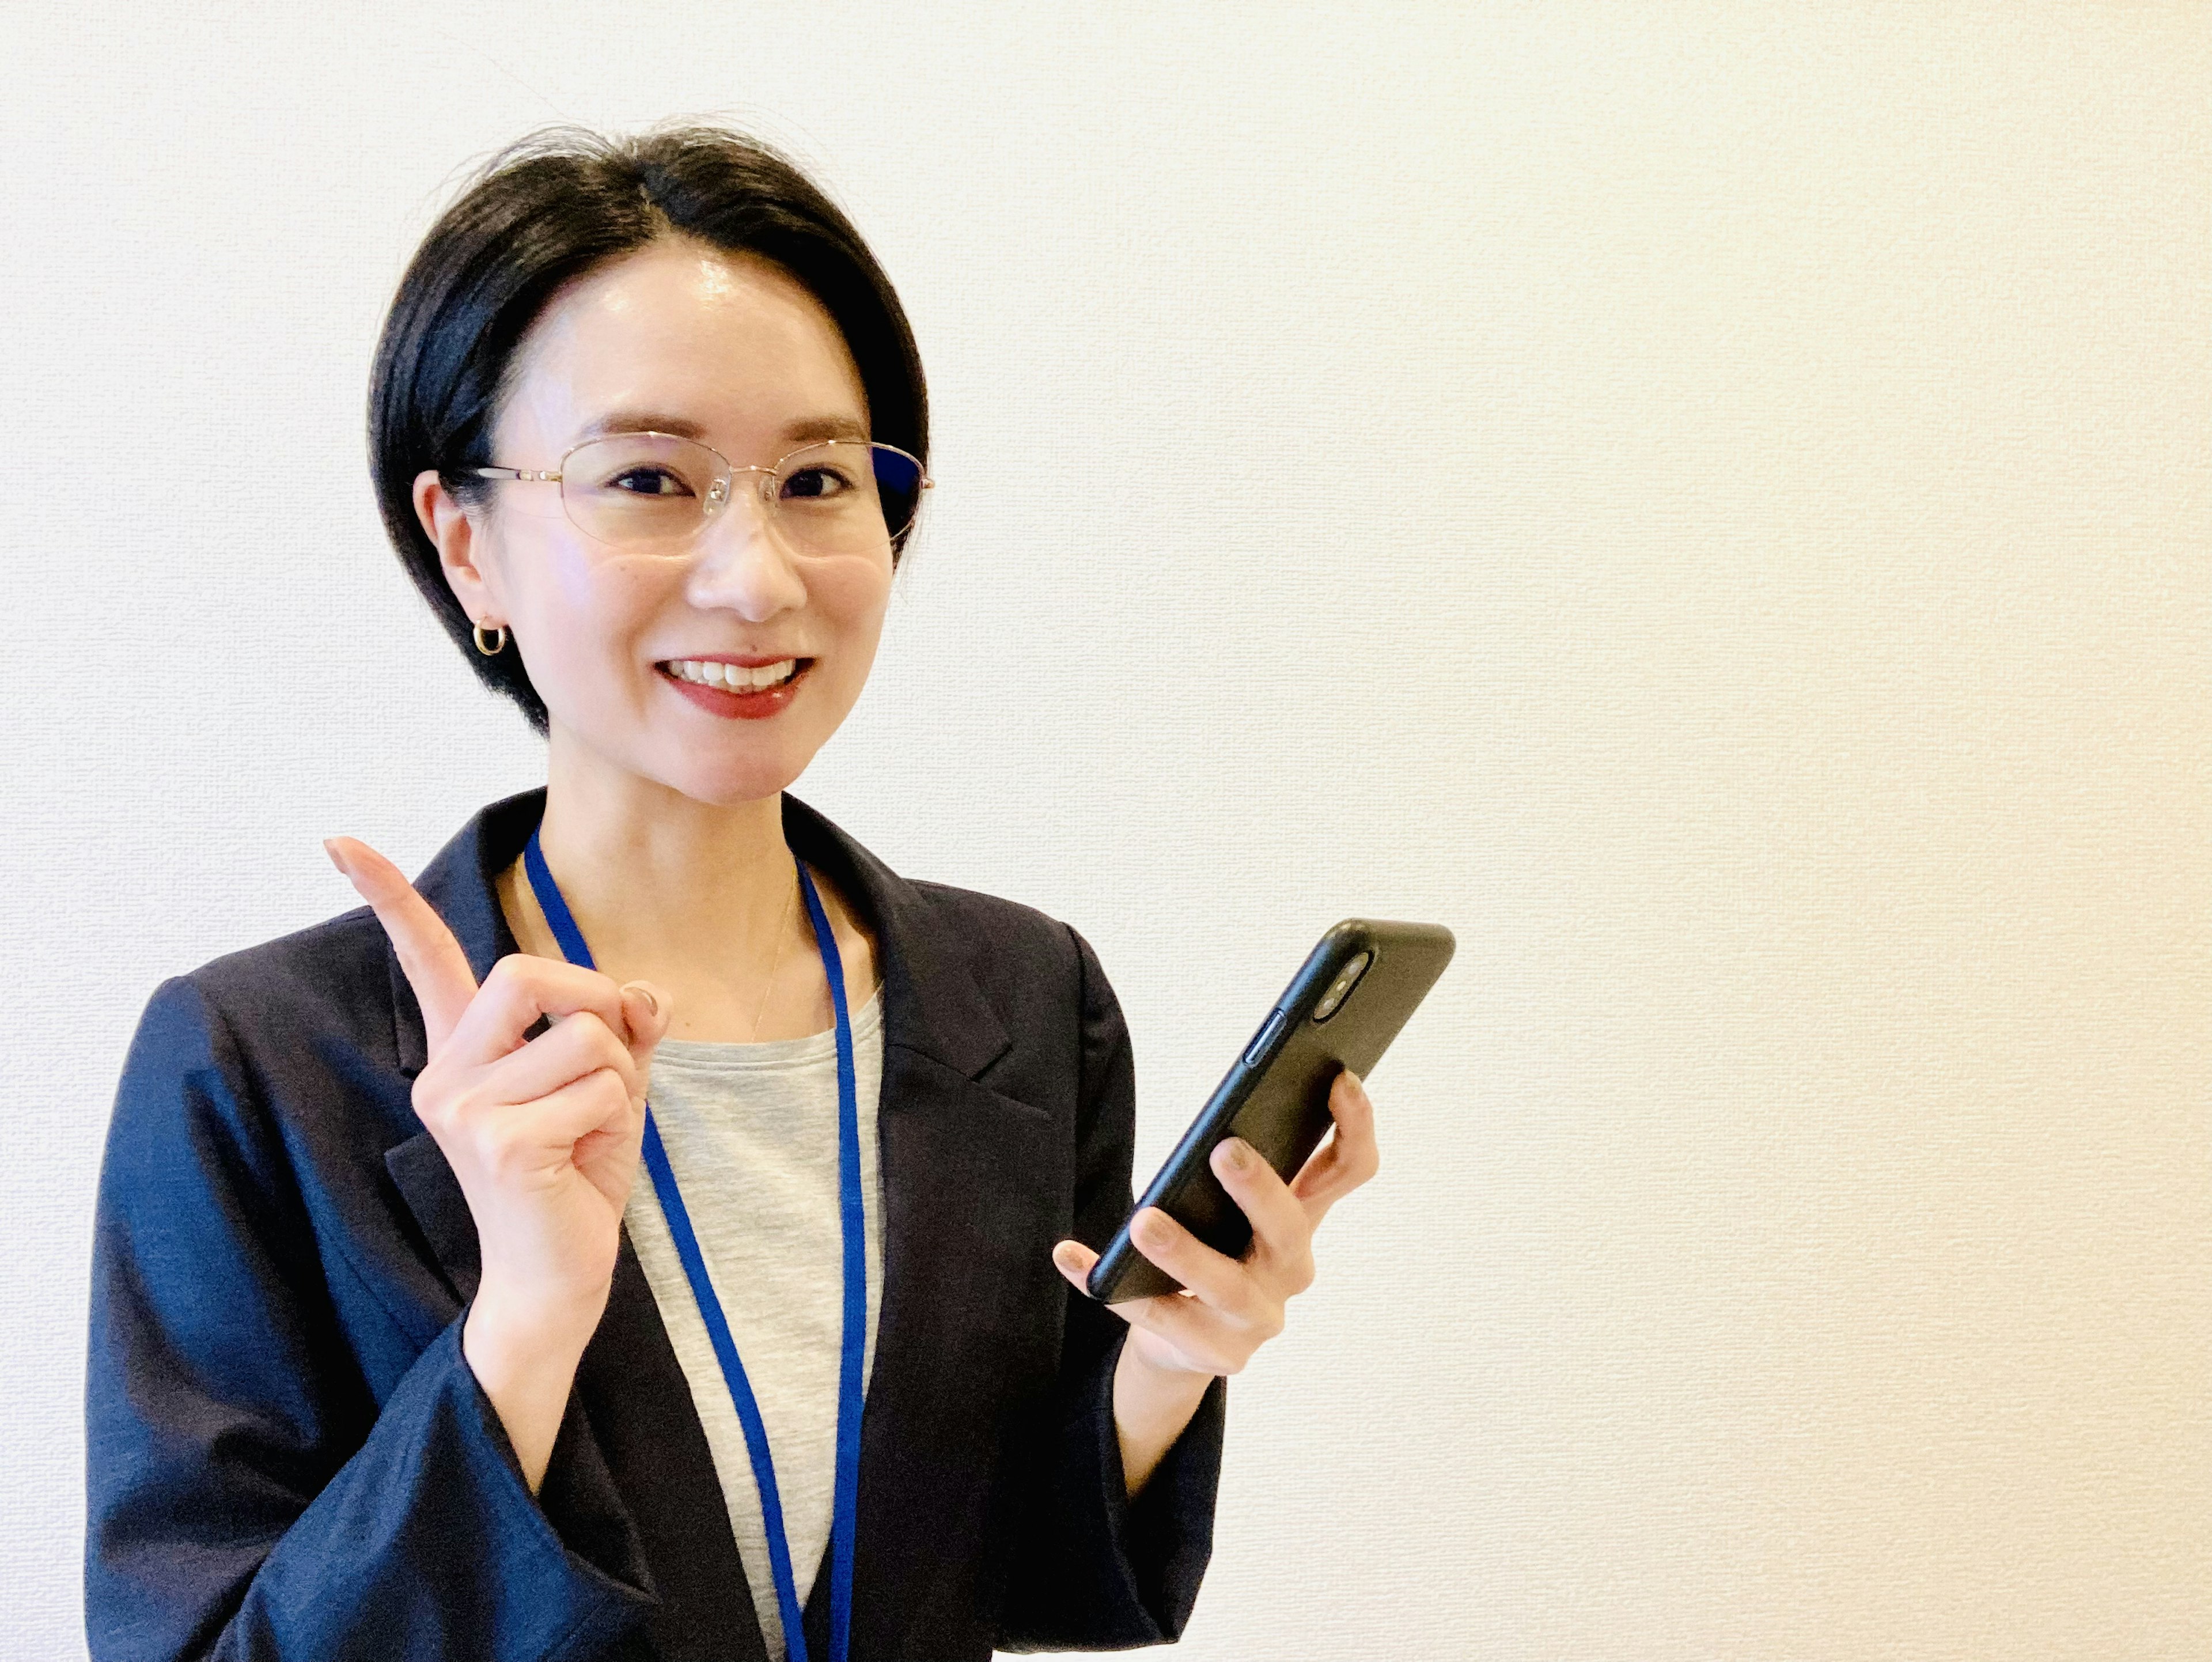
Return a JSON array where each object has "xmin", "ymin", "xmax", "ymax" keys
[
  {"xmin": 368, "ymin": 130, "xmax": 926, "ymax": 768},
  {"xmin": 403, "ymin": 235, "xmax": 908, "ymax": 817},
  {"xmin": 85, "ymin": 124, "xmax": 1375, "ymax": 1662}
]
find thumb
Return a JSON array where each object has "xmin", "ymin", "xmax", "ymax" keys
[{"xmin": 619, "ymin": 980, "xmax": 672, "ymax": 1060}]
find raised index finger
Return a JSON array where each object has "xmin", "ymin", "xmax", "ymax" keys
[{"xmin": 325, "ymin": 835, "xmax": 478, "ymax": 1055}]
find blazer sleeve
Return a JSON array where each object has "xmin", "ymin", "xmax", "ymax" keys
[
  {"xmin": 993, "ymin": 926, "xmax": 1229, "ymax": 1652},
  {"xmin": 84, "ymin": 974, "xmax": 655, "ymax": 1662}
]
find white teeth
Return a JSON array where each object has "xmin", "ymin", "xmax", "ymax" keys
[{"xmin": 666, "ymin": 657, "xmax": 799, "ymax": 691}]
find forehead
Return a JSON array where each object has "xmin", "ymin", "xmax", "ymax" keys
[{"xmin": 498, "ymin": 238, "xmax": 869, "ymax": 449}]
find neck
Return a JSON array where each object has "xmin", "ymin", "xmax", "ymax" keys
[{"xmin": 524, "ymin": 729, "xmax": 802, "ymax": 986}]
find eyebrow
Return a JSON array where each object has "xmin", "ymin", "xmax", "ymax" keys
[{"xmin": 574, "ymin": 410, "xmax": 870, "ymax": 445}]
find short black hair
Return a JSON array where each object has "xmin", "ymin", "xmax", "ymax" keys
[{"xmin": 368, "ymin": 123, "xmax": 928, "ymax": 735}]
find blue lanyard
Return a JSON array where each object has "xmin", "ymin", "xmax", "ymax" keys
[{"xmin": 522, "ymin": 826, "xmax": 865, "ymax": 1662}]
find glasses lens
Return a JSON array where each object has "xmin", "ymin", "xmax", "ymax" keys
[
  {"xmin": 771, "ymin": 442, "xmax": 925, "ymax": 555},
  {"xmin": 559, "ymin": 434, "xmax": 724, "ymax": 548}
]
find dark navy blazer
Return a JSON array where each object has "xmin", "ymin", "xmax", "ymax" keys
[{"xmin": 85, "ymin": 785, "xmax": 1226, "ymax": 1661}]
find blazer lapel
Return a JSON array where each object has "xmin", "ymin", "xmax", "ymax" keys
[
  {"xmin": 381, "ymin": 786, "xmax": 1066, "ymax": 1662},
  {"xmin": 776, "ymin": 797, "xmax": 1075, "ymax": 1660}
]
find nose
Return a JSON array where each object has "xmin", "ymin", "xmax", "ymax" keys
[{"xmin": 685, "ymin": 476, "xmax": 807, "ymax": 622}]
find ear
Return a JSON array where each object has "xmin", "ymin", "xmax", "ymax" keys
[{"xmin": 412, "ymin": 468, "xmax": 498, "ymax": 624}]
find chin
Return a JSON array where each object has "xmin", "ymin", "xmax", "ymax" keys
[{"xmin": 656, "ymin": 744, "xmax": 817, "ymax": 808}]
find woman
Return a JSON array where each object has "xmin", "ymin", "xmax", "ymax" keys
[{"xmin": 84, "ymin": 124, "xmax": 1380, "ymax": 1662}]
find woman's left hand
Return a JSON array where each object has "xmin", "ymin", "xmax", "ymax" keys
[{"xmin": 1050, "ymin": 1066, "xmax": 1381, "ymax": 1380}]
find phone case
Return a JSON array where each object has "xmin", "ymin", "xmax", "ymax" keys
[{"xmin": 1084, "ymin": 917, "xmax": 1455, "ymax": 1303}]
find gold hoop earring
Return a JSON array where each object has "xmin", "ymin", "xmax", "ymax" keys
[{"xmin": 472, "ymin": 621, "xmax": 507, "ymax": 657}]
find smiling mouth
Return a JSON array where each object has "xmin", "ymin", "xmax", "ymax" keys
[{"xmin": 657, "ymin": 656, "xmax": 811, "ymax": 691}]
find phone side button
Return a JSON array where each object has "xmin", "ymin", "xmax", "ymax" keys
[{"xmin": 1244, "ymin": 1009, "xmax": 1287, "ymax": 1065}]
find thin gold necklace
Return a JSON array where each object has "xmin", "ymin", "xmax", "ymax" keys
[{"xmin": 748, "ymin": 855, "xmax": 800, "ymax": 1042}]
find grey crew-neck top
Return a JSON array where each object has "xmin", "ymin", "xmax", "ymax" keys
[{"xmin": 622, "ymin": 985, "xmax": 887, "ymax": 1662}]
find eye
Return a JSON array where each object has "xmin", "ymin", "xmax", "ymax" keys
[
  {"xmin": 781, "ymin": 463, "xmax": 861, "ymax": 501},
  {"xmin": 607, "ymin": 464, "xmax": 696, "ymax": 498}
]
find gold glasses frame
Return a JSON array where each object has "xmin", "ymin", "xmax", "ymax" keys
[{"xmin": 465, "ymin": 430, "xmax": 934, "ymax": 554}]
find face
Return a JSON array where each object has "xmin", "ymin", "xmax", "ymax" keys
[{"xmin": 415, "ymin": 237, "xmax": 897, "ymax": 806}]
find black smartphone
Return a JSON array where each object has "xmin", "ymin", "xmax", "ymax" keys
[{"xmin": 1084, "ymin": 917, "xmax": 1456, "ymax": 1303}]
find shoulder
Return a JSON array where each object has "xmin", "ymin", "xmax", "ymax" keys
[
  {"xmin": 898, "ymin": 877, "xmax": 1130, "ymax": 1089},
  {"xmin": 907, "ymin": 878, "xmax": 1085, "ymax": 961},
  {"xmin": 170, "ymin": 903, "xmax": 404, "ymax": 1065},
  {"xmin": 113, "ymin": 904, "xmax": 415, "ymax": 1161},
  {"xmin": 904, "ymin": 877, "xmax": 1122, "ymax": 997},
  {"xmin": 792, "ymin": 791, "xmax": 1119, "ymax": 1016}
]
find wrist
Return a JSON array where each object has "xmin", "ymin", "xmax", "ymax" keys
[
  {"xmin": 1113, "ymin": 1337, "xmax": 1213, "ymax": 1425},
  {"xmin": 1111, "ymin": 1339, "xmax": 1214, "ymax": 1499},
  {"xmin": 461, "ymin": 1279, "xmax": 601, "ymax": 1413},
  {"xmin": 468, "ymin": 1270, "xmax": 607, "ymax": 1364},
  {"xmin": 461, "ymin": 1289, "xmax": 599, "ymax": 1497}
]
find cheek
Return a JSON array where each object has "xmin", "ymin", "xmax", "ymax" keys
[
  {"xmin": 511, "ymin": 546, "xmax": 668, "ymax": 685},
  {"xmin": 812, "ymin": 554, "xmax": 895, "ymax": 648}
]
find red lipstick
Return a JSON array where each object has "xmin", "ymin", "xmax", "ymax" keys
[{"xmin": 655, "ymin": 657, "xmax": 812, "ymax": 721}]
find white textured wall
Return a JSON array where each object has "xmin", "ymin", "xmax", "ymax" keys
[{"xmin": 3, "ymin": 5, "xmax": 2205, "ymax": 1658}]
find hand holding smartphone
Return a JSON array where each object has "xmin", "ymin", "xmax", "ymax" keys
[{"xmin": 1084, "ymin": 917, "xmax": 1454, "ymax": 1304}]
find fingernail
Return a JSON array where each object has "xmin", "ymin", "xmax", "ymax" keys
[
  {"xmin": 1217, "ymin": 1137, "xmax": 1251, "ymax": 1171},
  {"xmin": 624, "ymin": 981, "xmax": 660, "ymax": 1018},
  {"xmin": 323, "ymin": 839, "xmax": 350, "ymax": 877}
]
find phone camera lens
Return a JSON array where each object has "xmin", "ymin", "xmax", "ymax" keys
[{"xmin": 1311, "ymin": 951, "xmax": 1372, "ymax": 1022}]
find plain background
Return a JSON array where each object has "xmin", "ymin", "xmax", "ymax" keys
[{"xmin": 2, "ymin": 5, "xmax": 2205, "ymax": 1659}]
